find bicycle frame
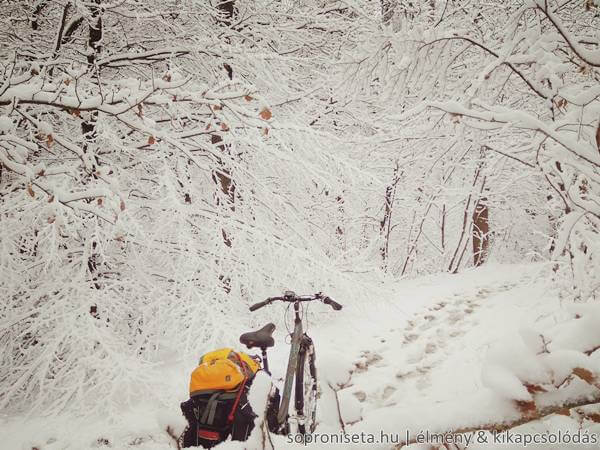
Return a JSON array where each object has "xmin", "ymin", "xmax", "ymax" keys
[
  {"xmin": 277, "ymin": 301, "xmax": 305, "ymax": 427},
  {"xmin": 245, "ymin": 292, "xmax": 341, "ymax": 434}
]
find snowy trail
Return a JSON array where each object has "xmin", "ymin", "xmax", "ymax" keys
[
  {"xmin": 306, "ymin": 264, "xmax": 549, "ymax": 446},
  {"xmin": 292, "ymin": 263, "xmax": 599, "ymax": 450},
  {"xmin": 4, "ymin": 263, "xmax": 590, "ymax": 449}
]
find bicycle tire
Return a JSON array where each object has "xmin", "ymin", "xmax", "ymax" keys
[{"xmin": 294, "ymin": 336, "xmax": 317, "ymax": 435}]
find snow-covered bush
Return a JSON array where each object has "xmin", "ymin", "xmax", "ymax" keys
[{"xmin": 0, "ymin": 0, "xmax": 381, "ymax": 415}]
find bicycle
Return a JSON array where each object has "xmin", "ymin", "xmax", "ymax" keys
[{"xmin": 239, "ymin": 291, "xmax": 342, "ymax": 436}]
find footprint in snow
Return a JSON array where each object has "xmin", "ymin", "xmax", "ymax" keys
[
  {"xmin": 476, "ymin": 288, "xmax": 491, "ymax": 298},
  {"xmin": 353, "ymin": 350, "xmax": 384, "ymax": 373},
  {"xmin": 416, "ymin": 371, "xmax": 432, "ymax": 390},
  {"xmin": 382, "ymin": 385, "xmax": 396, "ymax": 399},
  {"xmin": 446, "ymin": 310, "xmax": 465, "ymax": 325},
  {"xmin": 424, "ymin": 341, "xmax": 437, "ymax": 354},
  {"xmin": 449, "ymin": 328, "xmax": 466, "ymax": 338},
  {"xmin": 403, "ymin": 333, "xmax": 419, "ymax": 344},
  {"xmin": 431, "ymin": 301, "xmax": 448, "ymax": 311}
]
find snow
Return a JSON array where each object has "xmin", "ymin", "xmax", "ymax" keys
[
  {"xmin": 3, "ymin": 263, "xmax": 599, "ymax": 449},
  {"xmin": 37, "ymin": 120, "xmax": 53, "ymax": 135},
  {"xmin": 1, "ymin": 0, "xmax": 599, "ymax": 448},
  {"xmin": 534, "ymin": 0, "xmax": 600, "ymax": 67},
  {"xmin": 551, "ymin": 314, "xmax": 600, "ymax": 355},
  {"xmin": 482, "ymin": 363, "xmax": 533, "ymax": 402},
  {"xmin": 0, "ymin": 116, "xmax": 12, "ymax": 133}
]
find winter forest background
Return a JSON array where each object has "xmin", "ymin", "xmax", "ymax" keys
[{"xmin": 1, "ymin": 0, "xmax": 600, "ymax": 448}]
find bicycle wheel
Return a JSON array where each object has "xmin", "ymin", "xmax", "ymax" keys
[{"xmin": 294, "ymin": 335, "xmax": 317, "ymax": 434}]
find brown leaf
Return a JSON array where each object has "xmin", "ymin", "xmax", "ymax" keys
[
  {"xmin": 48, "ymin": 195, "xmax": 54, "ymax": 203},
  {"xmin": 262, "ymin": 127, "xmax": 269, "ymax": 136},
  {"xmin": 47, "ymin": 216, "xmax": 55, "ymax": 224},
  {"xmin": 148, "ymin": 135, "xmax": 156, "ymax": 145},
  {"xmin": 573, "ymin": 367, "xmax": 595, "ymax": 384},
  {"xmin": 259, "ymin": 108, "xmax": 272, "ymax": 120},
  {"xmin": 97, "ymin": 198, "xmax": 103, "ymax": 206},
  {"xmin": 72, "ymin": 108, "xmax": 81, "ymax": 118},
  {"xmin": 449, "ymin": 113, "xmax": 462, "ymax": 124},
  {"xmin": 555, "ymin": 407, "xmax": 571, "ymax": 416},
  {"xmin": 120, "ymin": 199, "xmax": 126, "ymax": 211},
  {"xmin": 212, "ymin": 104, "xmax": 222, "ymax": 111},
  {"xmin": 244, "ymin": 95, "xmax": 253, "ymax": 102},
  {"xmin": 558, "ymin": 98, "xmax": 567, "ymax": 109},
  {"xmin": 37, "ymin": 169, "xmax": 45, "ymax": 177},
  {"xmin": 585, "ymin": 412, "xmax": 600, "ymax": 423},
  {"xmin": 220, "ymin": 122, "xmax": 229, "ymax": 131},
  {"xmin": 524, "ymin": 383, "xmax": 547, "ymax": 394},
  {"xmin": 46, "ymin": 134, "xmax": 54, "ymax": 147},
  {"xmin": 515, "ymin": 400, "xmax": 537, "ymax": 417},
  {"xmin": 26, "ymin": 184, "xmax": 35, "ymax": 198},
  {"xmin": 64, "ymin": 79, "xmax": 71, "ymax": 86}
]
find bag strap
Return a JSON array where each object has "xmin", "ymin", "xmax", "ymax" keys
[
  {"xmin": 201, "ymin": 391, "xmax": 222, "ymax": 424},
  {"xmin": 227, "ymin": 353, "xmax": 249, "ymax": 424}
]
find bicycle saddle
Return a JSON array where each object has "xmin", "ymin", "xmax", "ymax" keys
[{"xmin": 239, "ymin": 323, "xmax": 276, "ymax": 349}]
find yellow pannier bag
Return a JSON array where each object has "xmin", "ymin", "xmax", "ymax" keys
[{"xmin": 189, "ymin": 348, "xmax": 260, "ymax": 396}]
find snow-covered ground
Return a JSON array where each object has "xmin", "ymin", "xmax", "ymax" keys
[{"xmin": 2, "ymin": 263, "xmax": 599, "ymax": 449}]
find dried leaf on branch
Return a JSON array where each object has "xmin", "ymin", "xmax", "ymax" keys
[
  {"xmin": 515, "ymin": 400, "xmax": 537, "ymax": 417},
  {"xmin": 573, "ymin": 367, "xmax": 596, "ymax": 385},
  {"xmin": 259, "ymin": 107, "xmax": 272, "ymax": 120}
]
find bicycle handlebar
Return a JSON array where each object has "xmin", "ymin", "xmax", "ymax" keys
[
  {"xmin": 321, "ymin": 295, "xmax": 343, "ymax": 311},
  {"xmin": 248, "ymin": 299, "xmax": 271, "ymax": 311},
  {"xmin": 248, "ymin": 292, "xmax": 342, "ymax": 312}
]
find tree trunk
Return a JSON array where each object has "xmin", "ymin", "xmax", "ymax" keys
[
  {"xmin": 211, "ymin": 134, "xmax": 236, "ymax": 211},
  {"xmin": 82, "ymin": 0, "xmax": 102, "ymax": 164},
  {"xmin": 380, "ymin": 163, "xmax": 400, "ymax": 268},
  {"xmin": 448, "ymin": 165, "xmax": 484, "ymax": 273},
  {"xmin": 335, "ymin": 194, "xmax": 346, "ymax": 251},
  {"xmin": 84, "ymin": 0, "xmax": 103, "ymax": 291},
  {"xmin": 211, "ymin": 134, "xmax": 235, "ymax": 293},
  {"xmin": 472, "ymin": 194, "xmax": 489, "ymax": 266}
]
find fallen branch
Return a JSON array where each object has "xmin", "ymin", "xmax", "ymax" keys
[
  {"xmin": 166, "ymin": 425, "xmax": 181, "ymax": 450},
  {"xmin": 395, "ymin": 393, "xmax": 600, "ymax": 448},
  {"xmin": 328, "ymin": 382, "xmax": 347, "ymax": 434}
]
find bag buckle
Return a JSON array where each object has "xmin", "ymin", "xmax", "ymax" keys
[{"xmin": 197, "ymin": 428, "xmax": 220, "ymax": 441}]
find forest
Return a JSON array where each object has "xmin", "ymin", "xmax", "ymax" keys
[{"xmin": 1, "ymin": 0, "xmax": 600, "ymax": 449}]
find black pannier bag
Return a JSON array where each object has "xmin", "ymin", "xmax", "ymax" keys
[
  {"xmin": 180, "ymin": 348, "xmax": 260, "ymax": 448},
  {"xmin": 180, "ymin": 388, "xmax": 256, "ymax": 448}
]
